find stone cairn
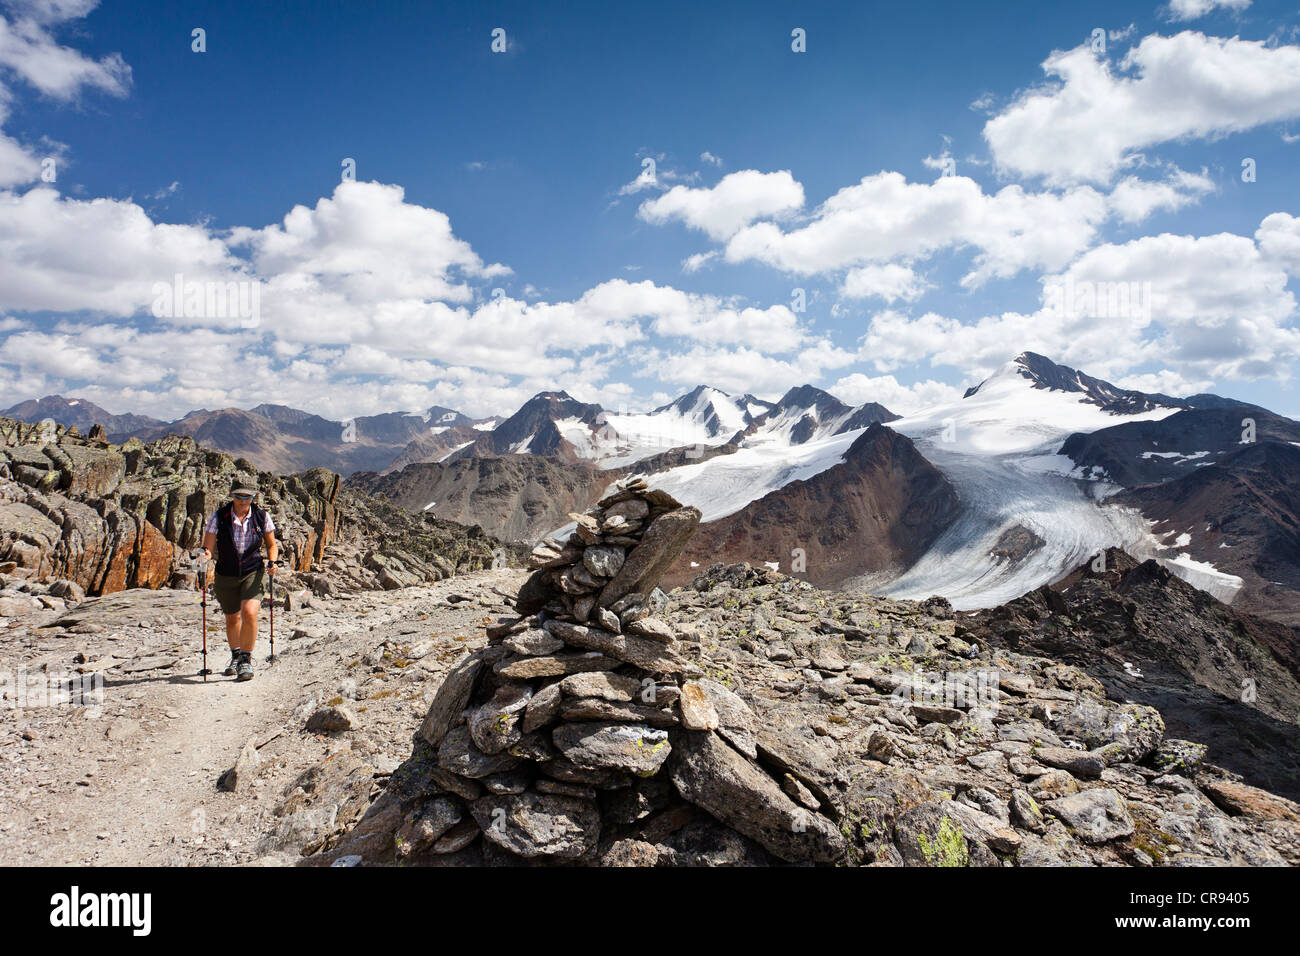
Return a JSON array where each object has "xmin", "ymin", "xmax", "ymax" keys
[{"xmin": 399, "ymin": 476, "xmax": 846, "ymax": 864}]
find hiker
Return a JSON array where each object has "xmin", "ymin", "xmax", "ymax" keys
[{"xmin": 198, "ymin": 484, "xmax": 278, "ymax": 681}]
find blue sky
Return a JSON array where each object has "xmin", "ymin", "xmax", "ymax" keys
[{"xmin": 1, "ymin": 0, "xmax": 1299, "ymax": 421}]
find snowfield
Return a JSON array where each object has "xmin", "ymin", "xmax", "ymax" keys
[
  {"xmin": 646, "ymin": 428, "xmax": 860, "ymax": 523},
  {"xmin": 437, "ymin": 441, "xmax": 474, "ymax": 462},
  {"xmin": 1163, "ymin": 553, "xmax": 1243, "ymax": 603}
]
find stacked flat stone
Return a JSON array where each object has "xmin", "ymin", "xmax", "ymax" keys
[
  {"xmin": 408, "ymin": 476, "xmax": 846, "ymax": 863},
  {"xmin": 411, "ymin": 478, "xmax": 692, "ymax": 858}
]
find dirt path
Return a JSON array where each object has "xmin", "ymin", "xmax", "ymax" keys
[{"xmin": 0, "ymin": 569, "xmax": 526, "ymax": 865}]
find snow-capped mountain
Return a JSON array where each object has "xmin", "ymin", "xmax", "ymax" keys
[
  {"xmin": 436, "ymin": 383, "xmax": 901, "ymax": 469},
  {"xmin": 872, "ymin": 355, "xmax": 1190, "ymax": 608},
  {"xmin": 640, "ymin": 352, "xmax": 1297, "ymax": 617},
  {"xmin": 748, "ymin": 385, "xmax": 899, "ymax": 447},
  {"xmin": 577, "ymin": 386, "xmax": 762, "ymax": 468},
  {"xmin": 450, "ymin": 390, "xmax": 606, "ymax": 460},
  {"xmin": 648, "ymin": 385, "xmax": 774, "ymax": 439},
  {"xmin": 962, "ymin": 350, "xmax": 1182, "ymax": 414}
]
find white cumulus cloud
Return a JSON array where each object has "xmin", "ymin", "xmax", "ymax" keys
[
  {"xmin": 637, "ymin": 169, "xmax": 804, "ymax": 241},
  {"xmin": 984, "ymin": 31, "xmax": 1300, "ymax": 185}
]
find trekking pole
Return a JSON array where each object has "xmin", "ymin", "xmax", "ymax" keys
[
  {"xmin": 267, "ymin": 559, "xmax": 281, "ymax": 663},
  {"xmin": 196, "ymin": 552, "xmax": 211, "ymax": 680}
]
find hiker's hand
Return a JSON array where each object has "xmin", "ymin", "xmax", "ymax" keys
[{"xmin": 267, "ymin": 562, "xmax": 277, "ymax": 576}]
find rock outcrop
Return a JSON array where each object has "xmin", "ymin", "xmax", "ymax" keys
[{"xmin": 1117, "ymin": 441, "xmax": 1300, "ymax": 626}]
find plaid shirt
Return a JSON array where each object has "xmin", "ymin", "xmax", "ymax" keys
[{"xmin": 205, "ymin": 507, "xmax": 276, "ymax": 557}]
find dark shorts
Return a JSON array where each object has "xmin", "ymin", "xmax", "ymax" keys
[{"xmin": 213, "ymin": 567, "xmax": 265, "ymax": 615}]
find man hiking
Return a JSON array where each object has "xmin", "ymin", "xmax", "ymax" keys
[{"xmin": 198, "ymin": 484, "xmax": 278, "ymax": 681}]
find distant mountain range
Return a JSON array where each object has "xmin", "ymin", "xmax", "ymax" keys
[
  {"xmin": 2, "ymin": 379, "xmax": 902, "ymax": 477},
  {"xmin": 9, "ymin": 351, "xmax": 1300, "ymax": 623},
  {"xmin": 1, "ymin": 395, "xmax": 166, "ymax": 441},
  {"xmin": 1, "ymin": 395, "xmax": 495, "ymax": 477}
]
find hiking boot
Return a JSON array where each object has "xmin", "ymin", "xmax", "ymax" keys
[
  {"xmin": 223, "ymin": 649, "xmax": 240, "ymax": 677},
  {"xmin": 236, "ymin": 652, "xmax": 254, "ymax": 682}
]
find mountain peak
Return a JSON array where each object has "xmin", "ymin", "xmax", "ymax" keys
[
  {"xmin": 965, "ymin": 352, "xmax": 1183, "ymax": 416},
  {"xmin": 776, "ymin": 384, "xmax": 847, "ymax": 412}
]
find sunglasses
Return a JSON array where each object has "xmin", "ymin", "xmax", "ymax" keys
[{"xmin": 233, "ymin": 494, "xmax": 254, "ymax": 500}]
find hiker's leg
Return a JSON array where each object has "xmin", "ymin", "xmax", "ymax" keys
[
  {"xmin": 238, "ymin": 598, "xmax": 260, "ymax": 652},
  {"xmin": 214, "ymin": 575, "xmax": 242, "ymax": 646}
]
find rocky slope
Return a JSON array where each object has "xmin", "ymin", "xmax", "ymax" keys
[
  {"xmin": 1115, "ymin": 442, "xmax": 1300, "ymax": 625},
  {"xmin": 347, "ymin": 454, "xmax": 616, "ymax": 544},
  {"xmin": 293, "ymin": 491, "xmax": 1300, "ymax": 867},
  {"xmin": 961, "ymin": 549, "xmax": 1300, "ymax": 800},
  {"xmin": 665, "ymin": 424, "xmax": 960, "ymax": 588},
  {"xmin": 1059, "ymin": 407, "xmax": 1299, "ymax": 488},
  {"xmin": 381, "ymin": 422, "xmax": 491, "ymax": 475},
  {"xmin": 133, "ymin": 406, "xmax": 439, "ymax": 476},
  {"xmin": 4, "ymin": 494, "xmax": 1297, "ymax": 867}
]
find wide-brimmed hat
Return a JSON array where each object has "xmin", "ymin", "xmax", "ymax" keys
[{"xmin": 231, "ymin": 484, "xmax": 258, "ymax": 498}]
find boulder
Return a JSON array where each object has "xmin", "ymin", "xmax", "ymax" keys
[
  {"xmin": 582, "ymin": 545, "xmax": 625, "ymax": 579},
  {"xmin": 552, "ymin": 722, "xmax": 672, "ymax": 776},
  {"xmin": 1044, "ymin": 788, "xmax": 1135, "ymax": 843},
  {"xmin": 419, "ymin": 650, "xmax": 488, "ymax": 747},
  {"xmin": 596, "ymin": 506, "xmax": 701, "ymax": 609},
  {"xmin": 493, "ymin": 651, "xmax": 621, "ymax": 680},
  {"xmin": 1199, "ymin": 779, "xmax": 1300, "ymax": 823},
  {"xmin": 467, "ymin": 684, "xmax": 533, "ymax": 755},
  {"xmin": 1034, "ymin": 746, "xmax": 1105, "ymax": 780},
  {"xmin": 669, "ymin": 730, "xmax": 845, "ymax": 864},
  {"xmin": 521, "ymin": 681, "xmax": 563, "ymax": 733},
  {"xmin": 1054, "ymin": 700, "xmax": 1164, "ymax": 763},
  {"xmin": 306, "ymin": 705, "xmax": 355, "ymax": 733},
  {"xmin": 679, "ymin": 681, "xmax": 720, "ymax": 730},
  {"xmin": 437, "ymin": 726, "xmax": 524, "ymax": 779},
  {"xmin": 542, "ymin": 619, "xmax": 685, "ymax": 675},
  {"xmin": 216, "ymin": 740, "xmax": 263, "ymax": 792},
  {"xmin": 559, "ymin": 671, "xmax": 643, "ymax": 702},
  {"xmin": 471, "ymin": 791, "xmax": 600, "ymax": 859}
]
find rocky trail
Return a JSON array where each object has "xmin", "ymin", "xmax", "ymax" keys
[{"xmin": 0, "ymin": 568, "xmax": 525, "ymax": 865}]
